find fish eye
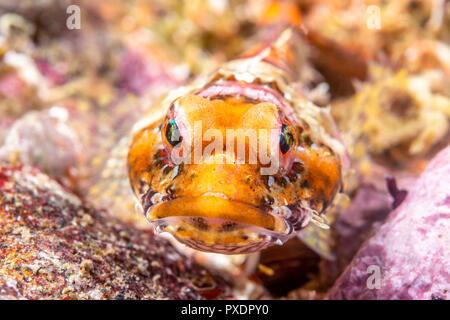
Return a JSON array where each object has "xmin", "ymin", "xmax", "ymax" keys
[
  {"xmin": 280, "ymin": 123, "xmax": 295, "ymax": 154},
  {"xmin": 165, "ymin": 119, "xmax": 182, "ymax": 147}
]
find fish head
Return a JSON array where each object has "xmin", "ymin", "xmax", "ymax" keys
[{"xmin": 127, "ymin": 94, "xmax": 341, "ymax": 254}]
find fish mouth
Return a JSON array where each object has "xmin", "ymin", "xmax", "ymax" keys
[{"xmin": 145, "ymin": 195, "xmax": 293, "ymax": 254}]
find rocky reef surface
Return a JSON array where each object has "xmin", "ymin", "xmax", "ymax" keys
[{"xmin": 0, "ymin": 164, "xmax": 235, "ymax": 300}]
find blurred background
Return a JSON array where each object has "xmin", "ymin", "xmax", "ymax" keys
[{"xmin": 0, "ymin": 0, "xmax": 449, "ymax": 164}]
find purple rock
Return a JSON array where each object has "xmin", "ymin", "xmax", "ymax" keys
[{"xmin": 328, "ymin": 145, "xmax": 450, "ymax": 300}]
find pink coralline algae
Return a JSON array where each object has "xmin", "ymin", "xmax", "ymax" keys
[
  {"xmin": 0, "ymin": 164, "xmax": 234, "ymax": 300},
  {"xmin": 328, "ymin": 145, "xmax": 450, "ymax": 300}
]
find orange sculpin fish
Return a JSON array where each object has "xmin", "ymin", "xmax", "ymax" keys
[{"xmin": 127, "ymin": 28, "xmax": 347, "ymax": 255}]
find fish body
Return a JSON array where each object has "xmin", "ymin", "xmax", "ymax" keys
[{"xmin": 127, "ymin": 28, "xmax": 346, "ymax": 255}]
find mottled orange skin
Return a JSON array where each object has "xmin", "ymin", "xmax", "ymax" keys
[{"xmin": 128, "ymin": 94, "xmax": 341, "ymax": 253}]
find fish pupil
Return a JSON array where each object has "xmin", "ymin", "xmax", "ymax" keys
[
  {"xmin": 166, "ymin": 119, "xmax": 182, "ymax": 147},
  {"xmin": 280, "ymin": 124, "xmax": 294, "ymax": 154}
]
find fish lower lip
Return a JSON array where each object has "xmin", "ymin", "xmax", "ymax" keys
[
  {"xmin": 154, "ymin": 217, "xmax": 290, "ymax": 254},
  {"xmin": 144, "ymin": 196, "xmax": 293, "ymax": 254},
  {"xmin": 146, "ymin": 196, "xmax": 289, "ymax": 234}
]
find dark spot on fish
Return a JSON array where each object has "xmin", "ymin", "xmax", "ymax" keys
[
  {"xmin": 301, "ymin": 179, "xmax": 310, "ymax": 189},
  {"xmin": 292, "ymin": 161, "xmax": 304, "ymax": 173},
  {"xmin": 287, "ymin": 173, "xmax": 298, "ymax": 183},
  {"xmin": 152, "ymin": 157, "xmax": 165, "ymax": 169},
  {"xmin": 261, "ymin": 175, "xmax": 269, "ymax": 188},
  {"xmin": 141, "ymin": 189, "xmax": 158, "ymax": 213},
  {"xmin": 264, "ymin": 195, "xmax": 275, "ymax": 206},
  {"xmin": 191, "ymin": 217, "xmax": 209, "ymax": 231},
  {"xmin": 275, "ymin": 176, "xmax": 287, "ymax": 188},
  {"xmin": 220, "ymin": 222, "xmax": 238, "ymax": 232},
  {"xmin": 165, "ymin": 185, "xmax": 175, "ymax": 195},
  {"xmin": 162, "ymin": 166, "xmax": 171, "ymax": 175},
  {"xmin": 154, "ymin": 149, "xmax": 163, "ymax": 159}
]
